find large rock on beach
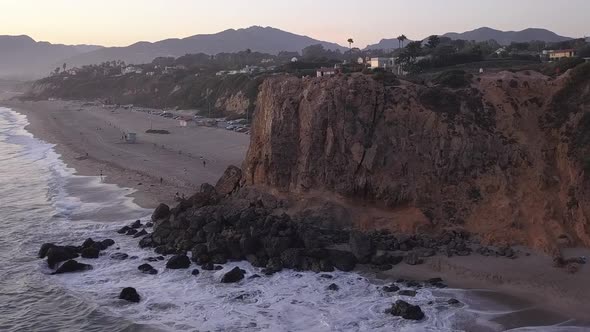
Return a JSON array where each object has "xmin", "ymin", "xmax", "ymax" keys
[
  {"xmin": 387, "ymin": 300, "xmax": 425, "ymax": 320},
  {"xmin": 119, "ymin": 287, "xmax": 140, "ymax": 303},
  {"xmin": 166, "ymin": 255, "xmax": 191, "ymax": 269},
  {"xmin": 151, "ymin": 203, "xmax": 170, "ymax": 223},
  {"xmin": 215, "ymin": 165, "xmax": 242, "ymax": 196},
  {"xmin": 46, "ymin": 246, "xmax": 79, "ymax": 269},
  {"xmin": 81, "ymin": 247, "xmax": 100, "ymax": 259},
  {"xmin": 52, "ymin": 260, "xmax": 93, "ymax": 274},
  {"xmin": 349, "ymin": 231, "xmax": 374, "ymax": 263},
  {"xmin": 327, "ymin": 250, "xmax": 357, "ymax": 271},
  {"xmin": 221, "ymin": 267, "xmax": 246, "ymax": 283}
]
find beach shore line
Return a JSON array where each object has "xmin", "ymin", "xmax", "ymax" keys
[
  {"xmin": 1, "ymin": 99, "xmax": 249, "ymax": 208},
  {"xmin": 2, "ymin": 98, "xmax": 589, "ymax": 329}
]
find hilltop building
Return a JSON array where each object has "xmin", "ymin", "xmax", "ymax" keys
[{"xmin": 542, "ymin": 49, "xmax": 577, "ymax": 61}]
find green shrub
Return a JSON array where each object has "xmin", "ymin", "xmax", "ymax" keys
[{"xmin": 433, "ymin": 70, "xmax": 470, "ymax": 88}]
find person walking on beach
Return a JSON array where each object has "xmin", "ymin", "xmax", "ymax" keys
[
  {"xmin": 160, "ymin": 177, "xmax": 163, "ymax": 185},
  {"xmin": 203, "ymin": 160, "xmax": 206, "ymax": 167},
  {"xmin": 100, "ymin": 169, "xmax": 103, "ymax": 182}
]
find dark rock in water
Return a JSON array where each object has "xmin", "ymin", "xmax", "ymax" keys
[
  {"xmin": 47, "ymin": 246, "xmax": 79, "ymax": 269},
  {"xmin": 404, "ymin": 252, "xmax": 423, "ymax": 265},
  {"xmin": 138, "ymin": 263, "xmax": 154, "ymax": 272},
  {"xmin": 398, "ymin": 290, "xmax": 417, "ymax": 297},
  {"xmin": 405, "ymin": 281, "xmax": 421, "ymax": 288},
  {"xmin": 215, "ymin": 165, "xmax": 242, "ymax": 196},
  {"xmin": 327, "ymin": 283, "xmax": 339, "ymax": 291},
  {"xmin": 145, "ymin": 222, "xmax": 154, "ymax": 228},
  {"xmin": 448, "ymin": 298, "xmax": 461, "ymax": 305},
  {"xmin": 102, "ymin": 239, "xmax": 115, "ymax": 248},
  {"xmin": 155, "ymin": 245, "xmax": 178, "ymax": 255},
  {"xmin": 166, "ymin": 255, "xmax": 191, "ymax": 269},
  {"xmin": 133, "ymin": 229, "xmax": 148, "ymax": 238},
  {"xmin": 119, "ymin": 287, "xmax": 140, "ymax": 303},
  {"xmin": 327, "ymin": 250, "xmax": 357, "ymax": 272},
  {"xmin": 191, "ymin": 269, "xmax": 200, "ymax": 276},
  {"xmin": 387, "ymin": 300, "xmax": 425, "ymax": 320},
  {"xmin": 52, "ymin": 260, "xmax": 93, "ymax": 274},
  {"xmin": 426, "ymin": 277, "xmax": 443, "ymax": 284},
  {"xmin": 152, "ymin": 203, "xmax": 170, "ymax": 222},
  {"xmin": 81, "ymin": 247, "xmax": 100, "ymax": 259},
  {"xmin": 117, "ymin": 226, "xmax": 130, "ymax": 234},
  {"xmin": 211, "ymin": 253, "xmax": 228, "ymax": 264},
  {"xmin": 248, "ymin": 274, "xmax": 261, "ymax": 279},
  {"xmin": 320, "ymin": 274, "xmax": 333, "ymax": 279},
  {"xmin": 130, "ymin": 220, "xmax": 142, "ymax": 229},
  {"xmin": 81, "ymin": 238, "xmax": 95, "ymax": 249},
  {"xmin": 38, "ymin": 243, "xmax": 56, "ymax": 258},
  {"xmin": 221, "ymin": 267, "xmax": 245, "ymax": 283},
  {"xmin": 138, "ymin": 235, "xmax": 154, "ymax": 248},
  {"xmin": 110, "ymin": 253, "xmax": 129, "ymax": 260},
  {"xmin": 383, "ymin": 285, "xmax": 400, "ymax": 293},
  {"xmin": 126, "ymin": 229, "xmax": 138, "ymax": 236},
  {"xmin": 156, "ymin": 256, "xmax": 165, "ymax": 261},
  {"xmin": 214, "ymin": 265, "xmax": 223, "ymax": 270},
  {"xmin": 349, "ymin": 231, "xmax": 374, "ymax": 263},
  {"xmin": 245, "ymin": 254, "xmax": 267, "ymax": 268},
  {"xmin": 432, "ymin": 282, "xmax": 447, "ymax": 288},
  {"xmin": 201, "ymin": 262, "xmax": 215, "ymax": 271},
  {"xmin": 261, "ymin": 268, "xmax": 277, "ymax": 276},
  {"xmin": 145, "ymin": 257, "xmax": 159, "ymax": 262},
  {"xmin": 265, "ymin": 257, "xmax": 283, "ymax": 274}
]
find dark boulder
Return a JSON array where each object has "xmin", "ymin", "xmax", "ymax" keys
[
  {"xmin": 191, "ymin": 269, "xmax": 200, "ymax": 276},
  {"xmin": 145, "ymin": 222, "xmax": 154, "ymax": 228},
  {"xmin": 448, "ymin": 298, "xmax": 461, "ymax": 305},
  {"xmin": 383, "ymin": 285, "xmax": 400, "ymax": 293},
  {"xmin": 398, "ymin": 290, "xmax": 417, "ymax": 297},
  {"xmin": 126, "ymin": 229, "xmax": 138, "ymax": 236},
  {"xmin": 327, "ymin": 283, "xmax": 339, "ymax": 291},
  {"xmin": 81, "ymin": 247, "xmax": 100, "ymax": 259},
  {"xmin": 138, "ymin": 235, "xmax": 154, "ymax": 248},
  {"xmin": 101, "ymin": 239, "xmax": 115, "ymax": 248},
  {"xmin": 110, "ymin": 253, "xmax": 129, "ymax": 260},
  {"xmin": 117, "ymin": 226, "xmax": 130, "ymax": 234},
  {"xmin": 119, "ymin": 287, "xmax": 140, "ymax": 303},
  {"xmin": 349, "ymin": 231, "xmax": 374, "ymax": 263},
  {"xmin": 327, "ymin": 250, "xmax": 357, "ymax": 272},
  {"xmin": 47, "ymin": 246, "xmax": 79, "ymax": 269},
  {"xmin": 221, "ymin": 267, "xmax": 246, "ymax": 283},
  {"xmin": 138, "ymin": 263, "xmax": 155, "ymax": 273},
  {"xmin": 81, "ymin": 238, "xmax": 95, "ymax": 249},
  {"xmin": 387, "ymin": 300, "xmax": 425, "ymax": 320},
  {"xmin": 130, "ymin": 220, "xmax": 142, "ymax": 229},
  {"xmin": 133, "ymin": 229, "xmax": 148, "ymax": 238},
  {"xmin": 151, "ymin": 203, "xmax": 170, "ymax": 223},
  {"xmin": 38, "ymin": 243, "xmax": 56, "ymax": 258},
  {"xmin": 52, "ymin": 260, "xmax": 93, "ymax": 274},
  {"xmin": 166, "ymin": 255, "xmax": 191, "ymax": 269},
  {"xmin": 201, "ymin": 262, "xmax": 215, "ymax": 270}
]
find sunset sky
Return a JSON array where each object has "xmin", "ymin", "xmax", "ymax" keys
[{"xmin": 1, "ymin": 0, "xmax": 589, "ymax": 47}]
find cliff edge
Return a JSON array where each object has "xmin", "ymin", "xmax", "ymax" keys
[{"xmin": 243, "ymin": 65, "xmax": 590, "ymax": 253}]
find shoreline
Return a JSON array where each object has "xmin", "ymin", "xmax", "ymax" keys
[
  {"xmin": 2, "ymin": 99, "xmax": 589, "ymax": 328},
  {"xmin": 1, "ymin": 99, "xmax": 249, "ymax": 209}
]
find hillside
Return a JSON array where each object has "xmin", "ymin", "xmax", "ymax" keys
[
  {"xmin": 0, "ymin": 35, "xmax": 102, "ymax": 80},
  {"xmin": 64, "ymin": 26, "xmax": 348, "ymax": 67},
  {"xmin": 443, "ymin": 27, "xmax": 572, "ymax": 45},
  {"xmin": 243, "ymin": 64, "xmax": 590, "ymax": 253}
]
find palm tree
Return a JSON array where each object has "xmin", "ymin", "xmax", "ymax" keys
[
  {"xmin": 397, "ymin": 35, "xmax": 403, "ymax": 49},
  {"xmin": 347, "ymin": 38, "xmax": 354, "ymax": 50}
]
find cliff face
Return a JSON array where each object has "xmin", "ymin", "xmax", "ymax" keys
[{"xmin": 243, "ymin": 65, "xmax": 590, "ymax": 252}]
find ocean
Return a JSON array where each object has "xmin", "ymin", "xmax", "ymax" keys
[{"xmin": 0, "ymin": 106, "xmax": 587, "ymax": 332}]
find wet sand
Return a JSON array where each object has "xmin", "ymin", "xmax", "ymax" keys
[
  {"xmin": 371, "ymin": 247, "xmax": 590, "ymax": 328},
  {"xmin": 1, "ymin": 99, "xmax": 249, "ymax": 208}
]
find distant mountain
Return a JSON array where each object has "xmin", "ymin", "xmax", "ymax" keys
[
  {"xmin": 65, "ymin": 26, "xmax": 348, "ymax": 67},
  {"xmin": 0, "ymin": 35, "xmax": 103, "ymax": 80},
  {"xmin": 442, "ymin": 27, "xmax": 572, "ymax": 45},
  {"xmin": 364, "ymin": 38, "xmax": 406, "ymax": 51}
]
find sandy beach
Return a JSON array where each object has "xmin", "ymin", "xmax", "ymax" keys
[{"xmin": 0, "ymin": 99, "xmax": 249, "ymax": 208}]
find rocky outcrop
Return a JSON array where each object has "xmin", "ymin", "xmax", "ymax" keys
[{"xmin": 243, "ymin": 65, "xmax": 590, "ymax": 252}]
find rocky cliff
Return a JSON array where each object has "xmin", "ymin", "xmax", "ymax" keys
[{"xmin": 243, "ymin": 65, "xmax": 590, "ymax": 253}]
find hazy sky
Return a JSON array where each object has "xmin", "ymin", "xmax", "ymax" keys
[{"xmin": 1, "ymin": 0, "xmax": 589, "ymax": 47}]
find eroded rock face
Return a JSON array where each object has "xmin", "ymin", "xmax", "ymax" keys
[
  {"xmin": 215, "ymin": 166, "xmax": 242, "ymax": 196},
  {"xmin": 243, "ymin": 67, "xmax": 590, "ymax": 252}
]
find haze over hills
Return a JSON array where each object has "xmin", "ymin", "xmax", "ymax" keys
[
  {"xmin": 443, "ymin": 27, "xmax": 572, "ymax": 45},
  {"xmin": 0, "ymin": 26, "xmax": 578, "ymax": 80},
  {"xmin": 0, "ymin": 35, "xmax": 103, "ymax": 80},
  {"xmin": 64, "ymin": 26, "xmax": 348, "ymax": 69}
]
